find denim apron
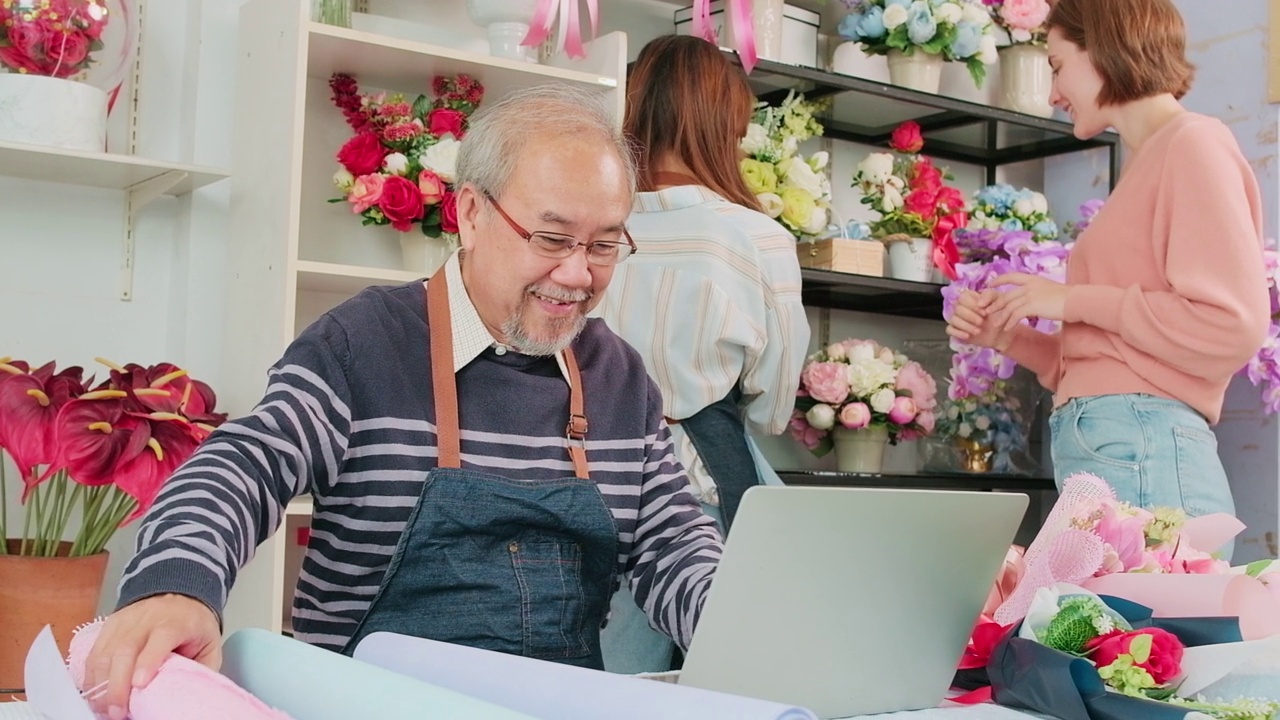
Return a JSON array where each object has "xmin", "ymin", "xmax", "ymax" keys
[{"xmin": 341, "ymin": 268, "xmax": 619, "ymax": 669}]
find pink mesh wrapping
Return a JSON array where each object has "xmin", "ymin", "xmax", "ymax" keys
[
  {"xmin": 66, "ymin": 621, "xmax": 293, "ymax": 720},
  {"xmin": 993, "ymin": 473, "xmax": 1112, "ymax": 625}
]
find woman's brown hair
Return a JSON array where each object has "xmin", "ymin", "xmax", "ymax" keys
[
  {"xmin": 624, "ymin": 35, "xmax": 762, "ymax": 212},
  {"xmin": 1046, "ymin": 0, "xmax": 1195, "ymax": 104}
]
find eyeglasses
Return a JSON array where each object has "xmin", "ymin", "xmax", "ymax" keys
[{"xmin": 486, "ymin": 195, "xmax": 636, "ymax": 266}]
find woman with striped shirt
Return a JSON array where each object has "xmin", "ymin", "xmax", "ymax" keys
[{"xmin": 597, "ymin": 35, "xmax": 810, "ymax": 673}]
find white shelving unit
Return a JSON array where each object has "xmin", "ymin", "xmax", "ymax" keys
[{"xmin": 221, "ymin": 0, "xmax": 627, "ymax": 637}]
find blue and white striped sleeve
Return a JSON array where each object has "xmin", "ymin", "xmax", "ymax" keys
[
  {"xmin": 627, "ymin": 381, "xmax": 724, "ymax": 650},
  {"xmin": 115, "ymin": 314, "xmax": 354, "ymax": 620}
]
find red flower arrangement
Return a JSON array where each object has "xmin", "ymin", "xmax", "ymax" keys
[
  {"xmin": 0, "ymin": 358, "xmax": 226, "ymax": 557},
  {"xmin": 0, "ymin": 0, "xmax": 111, "ymax": 78},
  {"xmin": 329, "ymin": 73, "xmax": 484, "ymax": 238}
]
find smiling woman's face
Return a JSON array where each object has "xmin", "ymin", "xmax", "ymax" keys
[{"xmin": 1047, "ymin": 27, "xmax": 1109, "ymax": 140}]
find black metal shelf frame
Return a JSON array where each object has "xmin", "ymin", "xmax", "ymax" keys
[{"xmin": 778, "ymin": 471, "xmax": 1055, "ymax": 493}]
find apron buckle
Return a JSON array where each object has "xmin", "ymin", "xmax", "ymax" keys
[{"xmin": 566, "ymin": 413, "xmax": 589, "ymax": 443}]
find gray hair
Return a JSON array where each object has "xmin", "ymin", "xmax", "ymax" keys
[{"xmin": 456, "ymin": 84, "xmax": 636, "ymax": 199}]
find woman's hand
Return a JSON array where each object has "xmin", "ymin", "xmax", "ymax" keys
[
  {"xmin": 945, "ymin": 289, "xmax": 1016, "ymax": 351},
  {"xmin": 984, "ymin": 273, "xmax": 1069, "ymax": 332}
]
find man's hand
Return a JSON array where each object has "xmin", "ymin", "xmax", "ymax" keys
[
  {"xmin": 945, "ymin": 289, "xmax": 1017, "ymax": 352},
  {"xmin": 84, "ymin": 594, "xmax": 222, "ymax": 719},
  {"xmin": 984, "ymin": 272, "xmax": 1069, "ymax": 332}
]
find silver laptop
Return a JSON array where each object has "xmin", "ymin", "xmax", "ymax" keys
[{"xmin": 677, "ymin": 486, "xmax": 1027, "ymax": 719}]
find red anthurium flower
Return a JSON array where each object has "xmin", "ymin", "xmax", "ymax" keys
[
  {"xmin": 100, "ymin": 359, "xmax": 228, "ymax": 427},
  {"xmin": 113, "ymin": 414, "xmax": 202, "ymax": 523},
  {"xmin": 0, "ymin": 367, "xmax": 84, "ymax": 484},
  {"xmin": 49, "ymin": 392, "xmax": 135, "ymax": 490}
]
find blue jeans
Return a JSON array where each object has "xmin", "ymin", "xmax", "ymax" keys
[{"xmin": 1049, "ymin": 394, "xmax": 1235, "ymax": 555}]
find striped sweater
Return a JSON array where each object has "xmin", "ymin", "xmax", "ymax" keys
[{"xmin": 116, "ymin": 279, "xmax": 723, "ymax": 652}]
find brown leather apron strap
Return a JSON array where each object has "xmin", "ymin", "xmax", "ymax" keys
[
  {"xmin": 651, "ymin": 171, "xmax": 702, "ymax": 188},
  {"xmin": 663, "ymin": 416, "xmax": 681, "ymax": 426},
  {"xmin": 426, "ymin": 270, "xmax": 461, "ymax": 469},
  {"xmin": 562, "ymin": 347, "xmax": 590, "ymax": 480},
  {"xmin": 426, "ymin": 268, "xmax": 590, "ymax": 479}
]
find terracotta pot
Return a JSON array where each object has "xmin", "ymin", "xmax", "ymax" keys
[{"xmin": 0, "ymin": 540, "xmax": 109, "ymax": 694}]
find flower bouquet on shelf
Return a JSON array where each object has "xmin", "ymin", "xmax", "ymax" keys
[
  {"xmin": 1242, "ymin": 241, "xmax": 1280, "ymax": 413},
  {"xmin": 789, "ymin": 338, "xmax": 937, "ymax": 473},
  {"xmin": 328, "ymin": 73, "xmax": 485, "ymax": 272},
  {"xmin": 0, "ymin": 357, "xmax": 226, "ymax": 688},
  {"xmin": 851, "ymin": 120, "xmax": 967, "ymax": 282},
  {"xmin": 836, "ymin": 0, "xmax": 997, "ymax": 92},
  {"xmin": 953, "ymin": 473, "xmax": 1280, "ymax": 718},
  {"xmin": 739, "ymin": 90, "xmax": 833, "ymax": 241},
  {"xmin": 934, "ymin": 389, "xmax": 1026, "ymax": 473},
  {"xmin": 982, "ymin": 0, "xmax": 1053, "ymax": 115},
  {"xmin": 967, "ymin": 183, "xmax": 1058, "ymax": 243}
]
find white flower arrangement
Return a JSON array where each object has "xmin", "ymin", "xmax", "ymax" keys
[{"xmin": 739, "ymin": 91, "xmax": 833, "ymax": 240}]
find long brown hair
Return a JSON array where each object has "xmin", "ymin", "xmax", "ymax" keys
[{"xmin": 624, "ymin": 35, "xmax": 762, "ymax": 212}]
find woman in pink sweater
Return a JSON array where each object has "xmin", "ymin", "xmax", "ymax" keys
[{"xmin": 947, "ymin": 0, "xmax": 1270, "ymax": 527}]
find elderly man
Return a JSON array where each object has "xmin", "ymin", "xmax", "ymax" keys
[{"xmin": 86, "ymin": 85, "xmax": 723, "ymax": 719}]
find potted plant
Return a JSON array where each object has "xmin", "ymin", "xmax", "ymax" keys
[
  {"xmin": 739, "ymin": 90, "xmax": 833, "ymax": 242},
  {"xmin": 0, "ymin": 358, "xmax": 225, "ymax": 690},
  {"xmin": 836, "ymin": 0, "xmax": 997, "ymax": 93},
  {"xmin": 983, "ymin": 0, "xmax": 1053, "ymax": 116}
]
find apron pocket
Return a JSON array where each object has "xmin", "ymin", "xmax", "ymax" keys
[{"xmin": 509, "ymin": 539, "xmax": 591, "ymax": 660}]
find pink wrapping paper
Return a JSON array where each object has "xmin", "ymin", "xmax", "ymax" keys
[{"xmin": 1083, "ymin": 573, "xmax": 1280, "ymax": 641}]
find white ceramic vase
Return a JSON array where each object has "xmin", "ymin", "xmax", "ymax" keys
[
  {"xmin": 886, "ymin": 49, "xmax": 943, "ymax": 94},
  {"xmin": 466, "ymin": 0, "xmax": 539, "ymax": 63},
  {"xmin": 0, "ymin": 74, "xmax": 107, "ymax": 153},
  {"xmin": 829, "ymin": 41, "xmax": 890, "ymax": 83},
  {"xmin": 886, "ymin": 237, "xmax": 936, "ymax": 282},
  {"xmin": 399, "ymin": 234, "xmax": 455, "ymax": 276},
  {"xmin": 998, "ymin": 44, "xmax": 1053, "ymax": 117},
  {"xmin": 832, "ymin": 425, "xmax": 889, "ymax": 473},
  {"xmin": 752, "ymin": 0, "xmax": 787, "ymax": 61}
]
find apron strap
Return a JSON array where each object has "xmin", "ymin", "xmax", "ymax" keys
[
  {"xmin": 426, "ymin": 269, "xmax": 462, "ymax": 469},
  {"xmin": 563, "ymin": 348, "xmax": 590, "ymax": 480},
  {"xmin": 426, "ymin": 266, "xmax": 590, "ymax": 479},
  {"xmin": 651, "ymin": 171, "xmax": 702, "ymax": 188}
]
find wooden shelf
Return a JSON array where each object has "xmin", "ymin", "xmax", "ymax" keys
[
  {"xmin": 800, "ymin": 268, "xmax": 945, "ymax": 318},
  {"xmin": 306, "ymin": 23, "xmax": 619, "ymax": 96},
  {"xmin": 778, "ymin": 471, "xmax": 1055, "ymax": 492},
  {"xmin": 0, "ymin": 140, "xmax": 229, "ymax": 194},
  {"xmin": 295, "ymin": 260, "xmax": 423, "ymax": 295}
]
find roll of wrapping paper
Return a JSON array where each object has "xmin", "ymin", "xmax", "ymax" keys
[{"xmin": 220, "ymin": 630, "xmax": 537, "ymax": 720}]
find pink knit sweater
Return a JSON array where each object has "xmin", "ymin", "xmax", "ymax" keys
[{"xmin": 1005, "ymin": 112, "xmax": 1270, "ymax": 424}]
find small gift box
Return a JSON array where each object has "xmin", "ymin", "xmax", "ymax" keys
[{"xmin": 795, "ymin": 238, "xmax": 884, "ymax": 276}]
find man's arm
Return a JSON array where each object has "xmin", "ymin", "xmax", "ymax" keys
[
  {"xmin": 626, "ymin": 382, "xmax": 723, "ymax": 650},
  {"xmin": 115, "ymin": 314, "xmax": 354, "ymax": 618}
]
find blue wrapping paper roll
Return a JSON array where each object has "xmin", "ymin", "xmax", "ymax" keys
[{"xmin": 220, "ymin": 629, "xmax": 537, "ymax": 720}]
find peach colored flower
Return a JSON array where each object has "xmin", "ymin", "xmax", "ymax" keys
[
  {"xmin": 839, "ymin": 402, "xmax": 871, "ymax": 429},
  {"xmin": 418, "ymin": 169, "xmax": 445, "ymax": 206},
  {"xmin": 349, "ymin": 174, "xmax": 386, "ymax": 214}
]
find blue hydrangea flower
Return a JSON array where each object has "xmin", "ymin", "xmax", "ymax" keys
[
  {"xmin": 1001, "ymin": 217, "xmax": 1025, "ymax": 232},
  {"xmin": 838, "ymin": 10, "xmax": 865, "ymax": 39},
  {"xmin": 950, "ymin": 21, "xmax": 982, "ymax": 58},
  {"xmin": 857, "ymin": 5, "xmax": 886, "ymax": 39},
  {"xmin": 1031, "ymin": 220, "xmax": 1059, "ymax": 239},
  {"xmin": 907, "ymin": 2, "xmax": 937, "ymax": 44}
]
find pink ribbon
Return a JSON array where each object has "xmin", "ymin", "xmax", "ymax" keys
[
  {"xmin": 691, "ymin": 0, "xmax": 759, "ymax": 73},
  {"xmin": 521, "ymin": 0, "xmax": 599, "ymax": 60}
]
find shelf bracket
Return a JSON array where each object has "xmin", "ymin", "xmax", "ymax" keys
[{"xmin": 120, "ymin": 170, "xmax": 187, "ymax": 301}]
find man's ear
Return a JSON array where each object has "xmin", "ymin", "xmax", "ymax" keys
[{"xmin": 456, "ymin": 183, "xmax": 484, "ymax": 253}]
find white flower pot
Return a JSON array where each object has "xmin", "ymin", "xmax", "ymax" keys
[
  {"xmin": 832, "ymin": 425, "xmax": 889, "ymax": 473},
  {"xmin": 466, "ymin": 0, "xmax": 539, "ymax": 62},
  {"xmin": 0, "ymin": 74, "xmax": 107, "ymax": 153},
  {"xmin": 886, "ymin": 237, "xmax": 935, "ymax": 282},
  {"xmin": 829, "ymin": 41, "xmax": 890, "ymax": 83},
  {"xmin": 940, "ymin": 57, "xmax": 999, "ymax": 106},
  {"xmin": 399, "ymin": 233, "xmax": 455, "ymax": 276},
  {"xmin": 886, "ymin": 49, "xmax": 943, "ymax": 94},
  {"xmin": 998, "ymin": 44, "xmax": 1053, "ymax": 118}
]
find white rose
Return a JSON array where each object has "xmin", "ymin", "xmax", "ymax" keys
[
  {"xmin": 782, "ymin": 159, "xmax": 826, "ymax": 198},
  {"xmin": 975, "ymin": 415, "xmax": 992, "ymax": 430},
  {"xmin": 849, "ymin": 343, "xmax": 876, "ymax": 362},
  {"xmin": 935, "ymin": 2, "xmax": 963, "ymax": 24},
  {"xmin": 882, "ymin": 185, "xmax": 904, "ymax": 212},
  {"xmin": 857, "ymin": 153, "xmax": 895, "ymax": 185},
  {"xmin": 826, "ymin": 342, "xmax": 848, "ymax": 361},
  {"xmin": 1031, "ymin": 192, "xmax": 1049, "ymax": 214},
  {"xmin": 947, "ymin": 405, "xmax": 960, "ymax": 420},
  {"xmin": 758, "ymin": 192, "xmax": 785, "ymax": 218},
  {"xmin": 1010, "ymin": 27, "xmax": 1032, "ymax": 43},
  {"xmin": 978, "ymin": 34, "xmax": 999, "ymax": 65},
  {"xmin": 808, "ymin": 151, "xmax": 830, "ymax": 171},
  {"xmin": 1013, "ymin": 198, "xmax": 1034, "ymax": 218},
  {"xmin": 883, "ymin": 4, "xmax": 910, "ymax": 29},
  {"xmin": 419, "ymin": 137, "xmax": 461, "ymax": 183},
  {"xmin": 782, "ymin": 135, "xmax": 800, "ymax": 158},
  {"xmin": 878, "ymin": 347, "xmax": 896, "ymax": 364},
  {"xmin": 741, "ymin": 123, "xmax": 769, "ymax": 157},
  {"xmin": 382, "ymin": 152, "xmax": 409, "ymax": 176},
  {"xmin": 958, "ymin": 422, "xmax": 973, "ymax": 438},
  {"xmin": 961, "ymin": 3, "xmax": 989, "ymax": 26},
  {"xmin": 333, "ymin": 168, "xmax": 355, "ymax": 193},
  {"xmin": 806, "ymin": 403, "xmax": 836, "ymax": 430},
  {"xmin": 870, "ymin": 388, "xmax": 897, "ymax": 414},
  {"xmin": 803, "ymin": 206, "xmax": 829, "ymax": 235}
]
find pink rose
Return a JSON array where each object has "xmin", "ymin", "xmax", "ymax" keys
[
  {"xmin": 348, "ymin": 174, "xmax": 386, "ymax": 214},
  {"xmin": 895, "ymin": 361, "xmax": 937, "ymax": 411},
  {"xmin": 427, "ymin": 108, "xmax": 468, "ymax": 140},
  {"xmin": 418, "ymin": 170, "xmax": 445, "ymax": 206},
  {"xmin": 44, "ymin": 30, "xmax": 90, "ymax": 76},
  {"xmin": 801, "ymin": 362, "xmax": 851, "ymax": 405},
  {"xmin": 890, "ymin": 120, "xmax": 924, "ymax": 153},
  {"xmin": 839, "ymin": 402, "xmax": 871, "ymax": 430},
  {"xmin": 888, "ymin": 396, "xmax": 918, "ymax": 425},
  {"xmin": 999, "ymin": 0, "xmax": 1051, "ymax": 31},
  {"xmin": 915, "ymin": 410, "xmax": 936, "ymax": 434},
  {"xmin": 378, "ymin": 175, "xmax": 425, "ymax": 231},
  {"xmin": 788, "ymin": 410, "xmax": 825, "ymax": 450},
  {"xmin": 337, "ymin": 132, "xmax": 387, "ymax": 177}
]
